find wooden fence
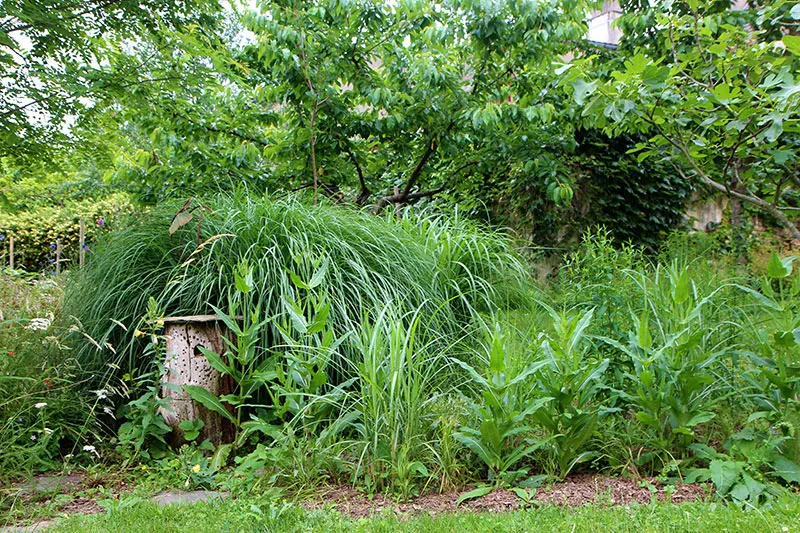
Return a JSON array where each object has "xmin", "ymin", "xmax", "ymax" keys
[{"xmin": 3, "ymin": 219, "xmax": 88, "ymax": 272}]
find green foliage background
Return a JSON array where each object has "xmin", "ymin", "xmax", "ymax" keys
[{"xmin": 0, "ymin": 193, "xmax": 134, "ymax": 269}]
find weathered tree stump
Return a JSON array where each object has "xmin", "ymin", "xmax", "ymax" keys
[{"xmin": 159, "ymin": 315, "xmax": 235, "ymax": 446}]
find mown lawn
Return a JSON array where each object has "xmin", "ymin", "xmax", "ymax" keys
[{"xmin": 48, "ymin": 496, "xmax": 800, "ymax": 533}]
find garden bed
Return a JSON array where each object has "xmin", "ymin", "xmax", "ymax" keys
[{"xmin": 303, "ymin": 476, "xmax": 708, "ymax": 519}]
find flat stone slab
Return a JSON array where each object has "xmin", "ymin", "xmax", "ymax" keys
[
  {"xmin": 12, "ymin": 475, "xmax": 83, "ymax": 495},
  {"xmin": 1, "ymin": 521, "xmax": 54, "ymax": 532},
  {"xmin": 151, "ymin": 490, "xmax": 228, "ymax": 506}
]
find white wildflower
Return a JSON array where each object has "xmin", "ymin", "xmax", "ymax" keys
[
  {"xmin": 64, "ymin": 454, "xmax": 73, "ymax": 459},
  {"xmin": 83, "ymin": 445, "xmax": 99, "ymax": 457},
  {"xmin": 25, "ymin": 318, "xmax": 52, "ymax": 331},
  {"xmin": 103, "ymin": 407, "xmax": 113, "ymax": 415},
  {"xmin": 34, "ymin": 402, "xmax": 47, "ymax": 409},
  {"xmin": 93, "ymin": 389, "xmax": 109, "ymax": 400},
  {"xmin": 30, "ymin": 434, "xmax": 37, "ymax": 441}
]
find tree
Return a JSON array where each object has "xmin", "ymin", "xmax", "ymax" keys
[
  {"xmin": 90, "ymin": 0, "xmax": 591, "ymax": 209},
  {"xmin": 0, "ymin": 0, "xmax": 220, "ymax": 166},
  {"xmin": 564, "ymin": 0, "xmax": 800, "ymax": 239}
]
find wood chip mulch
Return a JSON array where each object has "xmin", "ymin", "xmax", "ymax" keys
[{"xmin": 302, "ymin": 475, "xmax": 710, "ymax": 519}]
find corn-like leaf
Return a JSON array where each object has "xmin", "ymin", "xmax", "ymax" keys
[{"xmin": 183, "ymin": 385, "xmax": 236, "ymax": 424}]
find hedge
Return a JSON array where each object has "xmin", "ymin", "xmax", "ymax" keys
[{"xmin": 0, "ymin": 193, "xmax": 134, "ymax": 270}]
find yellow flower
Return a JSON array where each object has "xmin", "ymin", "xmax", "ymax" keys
[
  {"xmin": 133, "ymin": 329, "xmax": 144, "ymax": 337},
  {"xmin": 192, "ymin": 464, "xmax": 201, "ymax": 473},
  {"xmin": 140, "ymin": 465, "xmax": 147, "ymax": 471}
]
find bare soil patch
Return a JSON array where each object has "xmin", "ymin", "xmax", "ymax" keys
[{"xmin": 302, "ymin": 475, "xmax": 709, "ymax": 518}]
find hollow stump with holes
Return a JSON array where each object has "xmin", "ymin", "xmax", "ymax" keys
[{"xmin": 159, "ymin": 315, "xmax": 235, "ymax": 446}]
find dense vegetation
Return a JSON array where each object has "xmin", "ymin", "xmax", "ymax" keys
[
  {"xmin": 3, "ymin": 0, "xmax": 800, "ymax": 529},
  {"xmin": 4, "ymin": 212, "xmax": 800, "ymax": 513}
]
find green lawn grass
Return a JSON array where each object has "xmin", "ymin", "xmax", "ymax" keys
[{"xmin": 47, "ymin": 495, "xmax": 800, "ymax": 533}]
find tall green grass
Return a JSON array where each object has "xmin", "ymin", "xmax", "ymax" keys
[{"xmin": 63, "ymin": 195, "xmax": 528, "ymax": 381}]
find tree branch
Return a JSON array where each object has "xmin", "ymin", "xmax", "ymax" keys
[
  {"xmin": 399, "ymin": 136, "xmax": 437, "ymax": 201},
  {"xmin": 162, "ymin": 106, "xmax": 270, "ymax": 147},
  {"xmin": 672, "ymin": 162, "xmax": 800, "ymax": 239},
  {"xmin": 5, "ymin": 0, "xmax": 125, "ymax": 33},
  {"xmin": 344, "ymin": 147, "xmax": 371, "ymax": 205},
  {"xmin": 372, "ymin": 186, "xmax": 444, "ymax": 213}
]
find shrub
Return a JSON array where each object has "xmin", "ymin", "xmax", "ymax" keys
[{"xmin": 0, "ymin": 193, "xmax": 134, "ymax": 270}]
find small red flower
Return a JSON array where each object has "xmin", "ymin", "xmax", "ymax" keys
[
  {"xmin": 6, "ymin": 351, "xmax": 13, "ymax": 357},
  {"xmin": 43, "ymin": 379, "xmax": 53, "ymax": 387}
]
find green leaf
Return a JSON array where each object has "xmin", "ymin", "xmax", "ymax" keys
[
  {"xmin": 456, "ymin": 486, "xmax": 494, "ymax": 506},
  {"xmin": 775, "ymin": 331, "xmax": 798, "ymax": 348},
  {"xmin": 685, "ymin": 467, "xmax": 711, "ymax": 483},
  {"xmin": 685, "ymin": 411, "xmax": 715, "ymax": 427},
  {"xmin": 518, "ymin": 474, "xmax": 547, "ymax": 489},
  {"xmin": 709, "ymin": 459, "xmax": 741, "ymax": 495},
  {"xmin": 571, "ymin": 79, "xmax": 598, "ymax": 106},
  {"xmin": 635, "ymin": 411, "xmax": 658, "ymax": 427},
  {"xmin": 512, "ymin": 487, "xmax": 536, "ymax": 502},
  {"xmin": 672, "ymin": 269, "xmax": 690, "ymax": 305},
  {"xmin": 282, "ymin": 298, "xmax": 308, "ymax": 334},
  {"xmin": 211, "ymin": 443, "xmax": 233, "ymax": 472},
  {"xmin": 784, "ymin": 35, "xmax": 800, "ymax": 56},
  {"xmin": 767, "ymin": 252, "xmax": 789, "ymax": 278},
  {"xmin": 235, "ymin": 273, "xmax": 251, "ymax": 294},
  {"xmin": 451, "ymin": 359, "xmax": 491, "ymax": 390},
  {"xmin": 308, "ymin": 258, "xmax": 329, "ymax": 289},
  {"xmin": 409, "ymin": 461, "xmax": 429, "ymax": 477},
  {"xmin": 288, "ymin": 270, "xmax": 310, "ymax": 290},
  {"xmin": 307, "ymin": 301, "xmax": 330, "ymax": 334},
  {"xmin": 183, "ymin": 385, "xmax": 236, "ymax": 424},
  {"xmin": 196, "ymin": 346, "xmax": 231, "ymax": 376},
  {"xmin": 0, "ymin": 30, "xmax": 17, "ymax": 50},
  {"xmin": 489, "ymin": 327, "xmax": 506, "ymax": 374},
  {"xmin": 480, "ymin": 419, "xmax": 503, "ymax": 453},
  {"xmin": 732, "ymin": 284, "xmax": 782, "ymax": 311},
  {"xmin": 178, "ymin": 419, "xmax": 204, "ymax": 433},
  {"xmin": 637, "ymin": 308, "xmax": 653, "ymax": 351},
  {"xmin": 773, "ymin": 456, "xmax": 800, "ymax": 484},
  {"xmin": 689, "ymin": 443, "xmax": 718, "ymax": 460}
]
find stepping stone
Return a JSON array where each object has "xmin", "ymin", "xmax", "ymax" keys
[
  {"xmin": 1, "ymin": 521, "xmax": 54, "ymax": 532},
  {"xmin": 151, "ymin": 490, "xmax": 228, "ymax": 506},
  {"xmin": 12, "ymin": 475, "xmax": 82, "ymax": 495}
]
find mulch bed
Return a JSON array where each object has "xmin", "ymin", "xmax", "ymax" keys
[
  {"xmin": 302, "ymin": 475, "xmax": 710, "ymax": 519},
  {"xmin": 4, "ymin": 471, "xmax": 710, "ymax": 526}
]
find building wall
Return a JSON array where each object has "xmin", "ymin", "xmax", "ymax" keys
[
  {"xmin": 587, "ymin": 1, "xmax": 622, "ymax": 46},
  {"xmin": 586, "ymin": 1, "xmax": 750, "ymax": 47}
]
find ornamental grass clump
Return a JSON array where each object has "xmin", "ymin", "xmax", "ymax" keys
[{"xmin": 63, "ymin": 194, "xmax": 527, "ymax": 382}]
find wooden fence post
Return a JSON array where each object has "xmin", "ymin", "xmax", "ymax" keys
[
  {"xmin": 56, "ymin": 239, "xmax": 61, "ymax": 275},
  {"xmin": 79, "ymin": 219, "xmax": 85, "ymax": 268}
]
